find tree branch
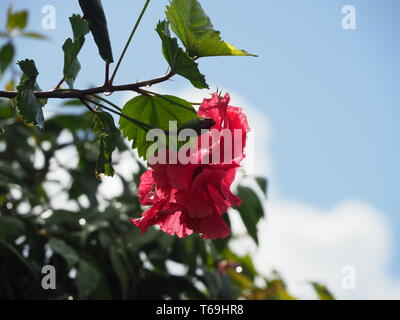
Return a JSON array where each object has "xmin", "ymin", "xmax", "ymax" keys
[{"xmin": 0, "ymin": 72, "xmax": 175, "ymax": 99}]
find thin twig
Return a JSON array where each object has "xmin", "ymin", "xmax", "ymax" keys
[
  {"xmin": 109, "ymin": 0, "xmax": 151, "ymax": 84},
  {"xmin": 80, "ymin": 98, "xmax": 110, "ymax": 134},
  {"xmin": 80, "ymin": 98, "xmax": 98, "ymax": 115},
  {"xmin": 104, "ymin": 63, "xmax": 110, "ymax": 86},
  {"xmin": 55, "ymin": 77, "xmax": 65, "ymax": 90},
  {"xmin": 91, "ymin": 94, "xmax": 122, "ymax": 112}
]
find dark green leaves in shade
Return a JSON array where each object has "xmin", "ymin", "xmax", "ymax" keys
[
  {"xmin": 48, "ymin": 238, "xmax": 79, "ymax": 269},
  {"xmin": 0, "ymin": 42, "xmax": 14, "ymax": 76},
  {"xmin": 165, "ymin": 0, "xmax": 256, "ymax": 58},
  {"xmin": 14, "ymin": 59, "xmax": 46, "ymax": 129},
  {"xmin": 93, "ymin": 111, "xmax": 120, "ymax": 177},
  {"xmin": 236, "ymin": 186, "xmax": 265, "ymax": 245},
  {"xmin": 7, "ymin": 9, "xmax": 28, "ymax": 31},
  {"xmin": 109, "ymin": 244, "xmax": 130, "ymax": 299},
  {"xmin": 62, "ymin": 15, "xmax": 90, "ymax": 89},
  {"xmin": 78, "ymin": 0, "xmax": 114, "ymax": 63},
  {"xmin": 77, "ymin": 259, "xmax": 101, "ymax": 299},
  {"xmin": 156, "ymin": 20, "xmax": 208, "ymax": 89},
  {"xmin": 119, "ymin": 94, "xmax": 197, "ymax": 159}
]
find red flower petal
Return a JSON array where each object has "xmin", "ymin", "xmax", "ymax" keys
[
  {"xmin": 137, "ymin": 170, "xmax": 156, "ymax": 205},
  {"xmin": 199, "ymin": 213, "xmax": 231, "ymax": 240},
  {"xmin": 160, "ymin": 211, "xmax": 193, "ymax": 238},
  {"xmin": 131, "ymin": 92, "xmax": 249, "ymax": 239},
  {"xmin": 166, "ymin": 164, "xmax": 197, "ymax": 190}
]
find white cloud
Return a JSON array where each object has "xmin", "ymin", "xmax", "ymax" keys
[
  {"xmin": 255, "ymin": 199, "xmax": 400, "ymax": 299},
  {"xmin": 176, "ymin": 86, "xmax": 400, "ymax": 299}
]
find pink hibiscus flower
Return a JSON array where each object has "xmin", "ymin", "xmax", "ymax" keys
[{"xmin": 131, "ymin": 93, "xmax": 250, "ymax": 239}]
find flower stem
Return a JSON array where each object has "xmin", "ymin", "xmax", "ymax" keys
[{"xmin": 91, "ymin": 94, "xmax": 122, "ymax": 112}]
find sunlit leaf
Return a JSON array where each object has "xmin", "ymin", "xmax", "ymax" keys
[
  {"xmin": 119, "ymin": 94, "xmax": 197, "ymax": 159},
  {"xmin": 166, "ymin": 0, "xmax": 256, "ymax": 58},
  {"xmin": 5, "ymin": 79, "xmax": 15, "ymax": 91},
  {"xmin": 7, "ymin": 9, "xmax": 28, "ymax": 31}
]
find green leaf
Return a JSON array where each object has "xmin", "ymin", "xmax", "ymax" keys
[
  {"xmin": 20, "ymin": 32, "xmax": 49, "ymax": 40},
  {"xmin": 45, "ymin": 112, "xmax": 92, "ymax": 132},
  {"xmin": 78, "ymin": 0, "xmax": 114, "ymax": 63},
  {"xmin": 0, "ymin": 239, "xmax": 35, "ymax": 277},
  {"xmin": 70, "ymin": 15, "xmax": 90, "ymax": 40},
  {"xmin": 62, "ymin": 15, "xmax": 90, "ymax": 89},
  {"xmin": 5, "ymin": 79, "xmax": 15, "ymax": 91},
  {"xmin": 77, "ymin": 259, "xmax": 101, "ymax": 299},
  {"xmin": 0, "ymin": 99, "xmax": 14, "ymax": 120},
  {"xmin": 119, "ymin": 94, "xmax": 197, "ymax": 159},
  {"xmin": 311, "ymin": 282, "xmax": 335, "ymax": 300},
  {"xmin": 0, "ymin": 216, "xmax": 26, "ymax": 241},
  {"xmin": 93, "ymin": 111, "xmax": 120, "ymax": 177},
  {"xmin": 17, "ymin": 59, "xmax": 38, "ymax": 79},
  {"xmin": 48, "ymin": 238, "xmax": 79, "ymax": 269},
  {"xmin": 62, "ymin": 40, "xmax": 81, "ymax": 89},
  {"xmin": 109, "ymin": 245, "xmax": 129, "ymax": 299},
  {"xmin": 165, "ymin": 0, "xmax": 256, "ymax": 58},
  {"xmin": 15, "ymin": 59, "xmax": 46, "ymax": 129},
  {"xmin": 7, "ymin": 9, "xmax": 28, "ymax": 31},
  {"xmin": 0, "ymin": 43, "xmax": 15, "ymax": 76},
  {"xmin": 222, "ymin": 249, "xmax": 257, "ymax": 279},
  {"xmin": 156, "ymin": 20, "xmax": 208, "ymax": 89},
  {"xmin": 226, "ymin": 269, "xmax": 254, "ymax": 290},
  {"xmin": 255, "ymin": 176, "xmax": 268, "ymax": 196},
  {"xmin": 61, "ymin": 99, "xmax": 84, "ymax": 107},
  {"xmin": 236, "ymin": 186, "xmax": 264, "ymax": 244}
]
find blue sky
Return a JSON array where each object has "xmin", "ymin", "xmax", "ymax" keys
[{"xmin": 1, "ymin": 0, "xmax": 399, "ymax": 287}]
